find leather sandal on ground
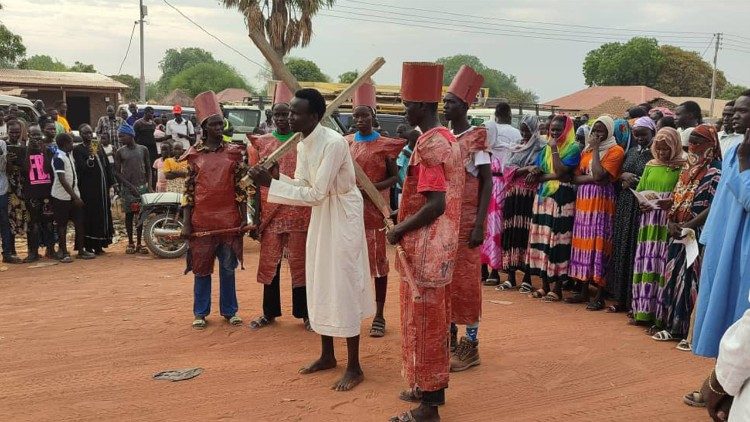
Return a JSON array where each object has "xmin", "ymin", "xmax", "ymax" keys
[
  {"xmin": 369, "ymin": 316, "xmax": 386, "ymax": 338},
  {"xmin": 530, "ymin": 288, "xmax": 546, "ymax": 299},
  {"xmin": 586, "ymin": 300, "xmax": 605, "ymax": 311},
  {"xmin": 483, "ymin": 277, "xmax": 500, "ymax": 286},
  {"xmin": 249, "ymin": 315, "xmax": 274, "ymax": 330},
  {"xmin": 518, "ymin": 282, "xmax": 534, "ymax": 294},
  {"xmin": 652, "ymin": 330, "xmax": 679, "ymax": 341},
  {"xmin": 303, "ymin": 318, "xmax": 313, "ymax": 332},
  {"xmin": 676, "ymin": 339, "xmax": 692, "ymax": 351},
  {"xmin": 389, "ymin": 411, "xmax": 418, "ymax": 422}
]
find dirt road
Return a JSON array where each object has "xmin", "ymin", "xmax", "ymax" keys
[{"xmin": 0, "ymin": 240, "xmax": 712, "ymax": 421}]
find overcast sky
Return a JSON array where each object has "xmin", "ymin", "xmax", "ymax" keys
[{"xmin": 3, "ymin": 0, "xmax": 750, "ymax": 101}]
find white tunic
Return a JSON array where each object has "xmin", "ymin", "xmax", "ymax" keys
[
  {"xmin": 716, "ymin": 291, "xmax": 750, "ymax": 422},
  {"xmin": 268, "ymin": 124, "xmax": 375, "ymax": 337}
]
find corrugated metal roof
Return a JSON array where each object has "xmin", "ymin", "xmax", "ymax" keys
[{"xmin": 0, "ymin": 69, "xmax": 128, "ymax": 90}]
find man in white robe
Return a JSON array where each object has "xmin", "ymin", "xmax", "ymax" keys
[{"xmin": 248, "ymin": 88, "xmax": 374, "ymax": 392}]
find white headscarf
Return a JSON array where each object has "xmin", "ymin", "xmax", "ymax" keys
[
  {"xmin": 584, "ymin": 115, "xmax": 618, "ymax": 156},
  {"xmin": 505, "ymin": 115, "xmax": 546, "ymax": 168}
]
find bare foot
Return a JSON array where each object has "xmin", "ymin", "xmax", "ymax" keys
[
  {"xmin": 298, "ymin": 357, "xmax": 337, "ymax": 374},
  {"xmin": 332, "ymin": 368, "xmax": 364, "ymax": 391}
]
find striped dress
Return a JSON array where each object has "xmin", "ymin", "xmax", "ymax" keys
[
  {"xmin": 500, "ymin": 167, "xmax": 538, "ymax": 271},
  {"xmin": 631, "ymin": 164, "xmax": 681, "ymax": 323},
  {"xmin": 569, "ymin": 147, "xmax": 625, "ymax": 286}
]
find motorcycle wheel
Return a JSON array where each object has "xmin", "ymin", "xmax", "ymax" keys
[{"xmin": 143, "ymin": 214, "xmax": 189, "ymax": 259}]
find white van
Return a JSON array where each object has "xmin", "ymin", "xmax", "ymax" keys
[{"xmin": 0, "ymin": 94, "xmax": 42, "ymax": 125}]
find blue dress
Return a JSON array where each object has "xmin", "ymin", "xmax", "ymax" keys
[{"xmin": 692, "ymin": 144, "xmax": 750, "ymax": 358}]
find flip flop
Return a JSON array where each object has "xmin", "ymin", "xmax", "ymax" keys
[
  {"xmin": 495, "ymin": 281, "xmax": 515, "ymax": 291},
  {"xmin": 249, "ymin": 315, "xmax": 274, "ymax": 330},
  {"xmin": 683, "ymin": 390, "xmax": 706, "ymax": 407},
  {"xmin": 652, "ymin": 330, "xmax": 678, "ymax": 341},
  {"xmin": 542, "ymin": 291, "xmax": 561, "ymax": 303}
]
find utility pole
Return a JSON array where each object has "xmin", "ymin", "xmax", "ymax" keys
[
  {"xmin": 139, "ymin": 0, "xmax": 147, "ymax": 103},
  {"xmin": 709, "ymin": 33, "xmax": 721, "ymax": 119}
]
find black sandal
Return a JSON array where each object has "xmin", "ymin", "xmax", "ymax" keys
[
  {"xmin": 249, "ymin": 315, "xmax": 274, "ymax": 330},
  {"xmin": 586, "ymin": 300, "xmax": 605, "ymax": 311},
  {"xmin": 369, "ymin": 316, "xmax": 386, "ymax": 338}
]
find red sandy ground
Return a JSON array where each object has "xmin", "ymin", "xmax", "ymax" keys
[{"xmin": 1, "ymin": 240, "xmax": 713, "ymax": 421}]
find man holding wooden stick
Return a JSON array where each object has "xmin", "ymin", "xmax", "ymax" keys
[
  {"xmin": 247, "ymin": 88, "xmax": 374, "ymax": 392},
  {"xmin": 386, "ymin": 62, "xmax": 465, "ymax": 422},
  {"xmin": 181, "ymin": 91, "xmax": 249, "ymax": 330}
]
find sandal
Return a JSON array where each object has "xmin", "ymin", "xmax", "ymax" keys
[
  {"xmin": 248, "ymin": 315, "xmax": 274, "ymax": 330},
  {"xmin": 676, "ymin": 339, "xmax": 692, "ymax": 351},
  {"xmin": 125, "ymin": 244, "xmax": 136, "ymax": 254},
  {"xmin": 59, "ymin": 254, "xmax": 73, "ymax": 264},
  {"xmin": 530, "ymin": 288, "xmax": 546, "ymax": 299},
  {"xmin": 518, "ymin": 282, "xmax": 534, "ymax": 294},
  {"xmin": 303, "ymin": 318, "xmax": 313, "ymax": 332},
  {"xmin": 586, "ymin": 300, "xmax": 605, "ymax": 311},
  {"xmin": 564, "ymin": 294, "xmax": 588, "ymax": 304},
  {"xmin": 683, "ymin": 390, "xmax": 706, "ymax": 407},
  {"xmin": 225, "ymin": 315, "xmax": 243, "ymax": 326},
  {"xmin": 137, "ymin": 246, "xmax": 149, "ymax": 255},
  {"xmin": 369, "ymin": 316, "xmax": 386, "ymax": 338},
  {"xmin": 606, "ymin": 304, "xmax": 626, "ymax": 313},
  {"xmin": 389, "ymin": 411, "xmax": 418, "ymax": 422},
  {"xmin": 495, "ymin": 281, "xmax": 515, "ymax": 291},
  {"xmin": 652, "ymin": 330, "xmax": 678, "ymax": 341},
  {"xmin": 542, "ymin": 291, "xmax": 561, "ymax": 303},
  {"xmin": 398, "ymin": 388, "xmax": 422, "ymax": 403},
  {"xmin": 483, "ymin": 277, "xmax": 500, "ymax": 287},
  {"xmin": 192, "ymin": 317, "xmax": 207, "ymax": 330}
]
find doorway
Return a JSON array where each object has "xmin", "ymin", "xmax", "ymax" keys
[{"xmin": 66, "ymin": 96, "xmax": 90, "ymax": 129}]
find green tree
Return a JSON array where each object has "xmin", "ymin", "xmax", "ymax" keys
[
  {"xmin": 285, "ymin": 57, "xmax": 329, "ymax": 82},
  {"xmin": 654, "ymin": 45, "xmax": 726, "ymax": 97},
  {"xmin": 68, "ymin": 61, "xmax": 96, "ymax": 73},
  {"xmin": 338, "ymin": 70, "xmax": 358, "ymax": 84},
  {"xmin": 221, "ymin": 0, "xmax": 335, "ymax": 79},
  {"xmin": 719, "ymin": 83, "xmax": 749, "ymax": 101},
  {"xmin": 168, "ymin": 61, "xmax": 252, "ymax": 97},
  {"xmin": 18, "ymin": 54, "xmax": 68, "ymax": 71},
  {"xmin": 109, "ymin": 74, "xmax": 140, "ymax": 101},
  {"xmin": 0, "ymin": 24, "xmax": 26, "ymax": 67},
  {"xmin": 157, "ymin": 47, "xmax": 215, "ymax": 90},
  {"xmin": 436, "ymin": 54, "xmax": 538, "ymax": 103},
  {"xmin": 582, "ymin": 37, "xmax": 663, "ymax": 87}
]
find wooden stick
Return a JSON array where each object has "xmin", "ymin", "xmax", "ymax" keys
[
  {"xmin": 247, "ymin": 29, "xmax": 301, "ymax": 92},
  {"xmin": 352, "ymin": 160, "xmax": 421, "ymax": 301}
]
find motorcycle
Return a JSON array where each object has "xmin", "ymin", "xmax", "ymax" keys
[{"xmin": 138, "ymin": 192, "xmax": 188, "ymax": 259}]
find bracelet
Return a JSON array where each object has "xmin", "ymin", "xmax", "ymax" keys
[{"xmin": 708, "ymin": 371, "xmax": 727, "ymax": 396}]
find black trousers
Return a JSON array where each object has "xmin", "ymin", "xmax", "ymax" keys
[
  {"xmin": 263, "ymin": 263, "xmax": 308, "ymax": 319},
  {"xmin": 422, "ymin": 388, "xmax": 446, "ymax": 406}
]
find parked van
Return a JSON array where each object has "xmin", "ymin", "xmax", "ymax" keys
[{"xmin": 0, "ymin": 94, "xmax": 41, "ymax": 125}]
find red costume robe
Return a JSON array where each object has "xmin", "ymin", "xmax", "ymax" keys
[
  {"xmin": 346, "ymin": 133, "xmax": 406, "ymax": 278},
  {"xmin": 184, "ymin": 143, "xmax": 246, "ymax": 276},
  {"xmin": 249, "ymin": 133, "xmax": 311, "ymax": 287},
  {"xmin": 450, "ymin": 126, "xmax": 488, "ymax": 324},
  {"xmin": 397, "ymin": 126, "xmax": 464, "ymax": 392}
]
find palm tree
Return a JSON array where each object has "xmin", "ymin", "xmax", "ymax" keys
[{"xmin": 222, "ymin": 0, "xmax": 335, "ymax": 78}]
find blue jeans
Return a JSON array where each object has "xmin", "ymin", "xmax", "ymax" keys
[
  {"xmin": 0, "ymin": 193, "xmax": 15, "ymax": 257},
  {"xmin": 193, "ymin": 243, "xmax": 239, "ymax": 318}
]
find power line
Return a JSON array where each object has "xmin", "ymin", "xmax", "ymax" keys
[
  {"xmin": 339, "ymin": 0, "xmax": 715, "ymax": 36},
  {"xmin": 319, "ymin": 11, "xmax": 709, "ymax": 50},
  {"xmin": 701, "ymin": 34, "xmax": 715, "ymax": 59},
  {"xmin": 161, "ymin": 0, "xmax": 270, "ymax": 72},
  {"xmin": 724, "ymin": 33, "xmax": 750, "ymax": 42},
  {"xmin": 117, "ymin": 21, "xmax": 138, "ymax": 75},
  {"xmin": 338, "ymin": 4, "xmax": 710, "ymax": 45}
]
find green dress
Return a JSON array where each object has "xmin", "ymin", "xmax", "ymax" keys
[{"xmin": 631, "ymin": 164, "xmax": 681, "ymax": 322}]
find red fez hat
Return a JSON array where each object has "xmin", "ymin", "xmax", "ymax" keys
[
  {"xmin": 193, "ymin": 91, "xmax": 222, "ymax": 126},
  {"xmin": 353, "ymin": 81, "xmax": 377, "ymax": 109},
  {"xmin": 401, "ymin": 62, "xmax": 444, "ymax": 103},
  {"xmin": 273, "ymin": 81, "xmax": 294, "ymax": 105},
  {"xmin": 447, "ymin": 65, "xmax": 484, "ymax": 105}
]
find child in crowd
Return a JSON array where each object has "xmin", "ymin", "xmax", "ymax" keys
[{"xmin": 153, "ymin": 141, "xmax": 171, "ymax": 193}]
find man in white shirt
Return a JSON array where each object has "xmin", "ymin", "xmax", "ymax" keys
[
  {"xmin": 248, "ymin": 88, "xmax": 374, "ymax": 392},
  {"xmin": 721, "ymin": 99, "xmax": 747, "ymax": 156},
  {"xmin": 676, "ymin": 100, "xmax": 702, "ymax": 150},
  {"xmin": 165, "ymin": 105, "xmax": 195, "ymax": 149},
  {"xmin": 51, "ymin": 133, "xmax": 95, "ymax": 263}
]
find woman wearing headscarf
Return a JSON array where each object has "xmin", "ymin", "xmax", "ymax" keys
[
  {"xmin": 613, "ymin": 118, "xmax": 632, "ymax": 151},
  {"xmin": 525, "ymin": 115, "xmax": 582, "ymax": 302},
  {"xmin": 631, "ymin": 127, "xmax": 685, "ymax": 326},
  {"xmin": 567, "ymin": 116, "xmax": 625, "ymax": 309},
  {"xmin": 492, "ymin": 115, "xmax": 545, "ymax": 292},
  {"xmin": 606, "ymin": 117, "xmax": 656, "ymax": 313},
  {"xmin": 652, "ymin": 124, "xmax": 722, "ymax": 346}
]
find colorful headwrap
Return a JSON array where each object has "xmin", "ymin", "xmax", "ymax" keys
[
  {"xmin": 633, "ymin": 116, "xmax": 656, "ymax": 132},
  {"xmin": 118, "ymin": 123, "xmax": 135, "ymax": 137},
  {"xmin": 613, "ymin": 118, "xmax": 631, "ymax": 150},
  {"xmin": 536, "ymin": 115, "xmax": 581, "ymax": 198},
  {"xmin": 648, "ymin": 127, "xmax": 686, "ymax": 169},
  {"xmin": 682, "ymin": 124, "xmax": 721, "ymax": 184}
]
